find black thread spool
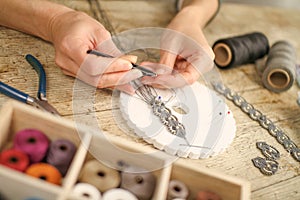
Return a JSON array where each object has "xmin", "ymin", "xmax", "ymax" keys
[
  {"xmin": 262, "ymin": 41, "xmax": 296, "ymax": 93},
  {"xmin": 212, "ymin": 32, "xmax": 270, "ymax": 68}
]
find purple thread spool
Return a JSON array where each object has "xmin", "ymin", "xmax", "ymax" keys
[
  {"xmin": 46, "ymin": 139, "xmax": 76, "ymax": 176},
  {"xmin": 13, "ymin": 129, "xmax": 49, "ymax": 163}
]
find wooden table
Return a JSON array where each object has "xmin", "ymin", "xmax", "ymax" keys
[{"xmin": 0, "ymin": 1, "xmax": 299, "ymax": 199}]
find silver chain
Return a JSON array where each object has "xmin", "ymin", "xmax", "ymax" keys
[
  {"xmin": 133, "ymin": 82, "xmax": 189, "ymax": 143},
  {"xmin": 212, "ymin": 82, "xmax": 300, "ymax": 162}
]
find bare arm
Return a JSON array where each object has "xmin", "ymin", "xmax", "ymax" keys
[
  {"xmin": 178, "ymin": 0, "xmax": 219, "ymax": 28},
  {"xmin": 0, "ymin": 0, "xmax": 72, "ymax": 42},
  {"xmin": 0, "ymin": 0, "xmax": 142, "ymax": 94}
]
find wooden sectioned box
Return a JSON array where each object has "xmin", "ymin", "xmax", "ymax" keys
[{"xmin": 0, "ymin": 101, "xmax": 251, "ymax": 200}]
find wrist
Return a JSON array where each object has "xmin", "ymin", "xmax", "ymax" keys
[
  {"xmin": 175, "ymin": 6, "xmax": 206, "ymax": 28},
  {"xmin": 46, "ymin": 9, "xmax": 76, "ymax": 43},
  {"xmin": 177, "ymin": 0, "xmax": 219, "ymax": 28},
  {"xmin": 43, "ymin": 7, "xmax": 73, "ymax": 42}
]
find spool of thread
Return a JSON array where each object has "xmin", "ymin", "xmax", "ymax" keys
[
  {"xmin": 212, "ymin": 32, "xmax": 269, "ymax": 69},
  {"xmin": 120, "ymin": 166, "xmax": 156, "ymax": 200},
  {"xmin": 167, "ymin": 180, "xmax": 189, "ymax": 200},
  {"xmin": 0, "ymin": 192, "xmax": 8, "ymax": 200},
  {"xmin": 46, "ymin": 139, "xmax": 76, "ymax": 176},
  {"xmin": 13, "ymin": 129, "xmax": 49, "ymax": 163},
  {"xmin": 196, "ymin": 191, "xmax": 222, "ymax": 200},
  {"xmin": 79, "ymin": 159, "xmax": 121, "ymax": 192},
  {"xmin": 102, "ymin": 188, "xmax": 138, "ymax": 200},
  {"xmin": 262, "ymin": 41, "xmax": 296, "ymax": 93},
  {"xmin": 73, "ymin": 183, "xmax": 102, "ymax": 200},
  {"xmin": 296, "ymin": 64, "xmax": 300, "ymax": 87},
  {"xmin": 25, "ymin": 163, "xmax": 62, "ymax": 185},
  {"xmin": 0, "ymin": 149, "xmax": 30, "ymax": 172}
]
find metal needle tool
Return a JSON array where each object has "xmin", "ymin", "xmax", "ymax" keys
[{"xmin": 87, "ymin": 49, "xmax": 157, "ymax": 77}]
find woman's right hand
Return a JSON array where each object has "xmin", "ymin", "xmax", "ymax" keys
[{"xmin": 49, "ymin": 10, "xmax": 143, "ymax": 94}]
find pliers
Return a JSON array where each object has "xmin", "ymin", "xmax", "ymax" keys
[{"xmin": 0, "ymin": 54, "xmax": 60, "ymax": 116}]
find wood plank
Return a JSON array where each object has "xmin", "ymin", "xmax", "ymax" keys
[{"xmin": 0, "ymin": 1, "xmax": 299, "ymax": 199}]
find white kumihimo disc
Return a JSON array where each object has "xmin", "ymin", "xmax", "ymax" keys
[{"xmin": 119, "ymin": 82, "xmax": 236, "ymax": 159}]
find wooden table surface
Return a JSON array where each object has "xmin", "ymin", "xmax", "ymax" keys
[{"xmin": 0, "ymin": 1, "xmax": 299, "ymax": 199}]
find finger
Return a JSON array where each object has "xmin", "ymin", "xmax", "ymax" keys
[
  {"xmin": 142, "ymin": 65, "xmax": 200, "ymax": 88},
  {"xmin": 81, "ymin": 55, "xmax": 134, "ymax": 76},
  {"xmin": 55, "ymin": 51, "xmax": 81, "ymax": 75},
  {"xmin": 115, "ymin": 84, "xmax": 136, "ymax": 95},
  {"xmin": 186, "ymin": 51, "xmax": 214, "ymax": 74},
  {"xmin": 158, "ymin": 50, "xmax": 176, "ymax": 74},
  {"xmin": 78, "ymin": 68, "xmax": 143, "ymax": 88}
]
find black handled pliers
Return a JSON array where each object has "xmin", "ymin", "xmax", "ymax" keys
[{"xmin": 0, "ymin": 54, "xmax": 60, "ymax": 116}]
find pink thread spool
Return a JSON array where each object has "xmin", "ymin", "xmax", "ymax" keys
[
  {"xmin": 0, "ymin": 149, "xmax": 30, "ymax": 172},
  {"xmin": 13, "ymin": 129, "xmax": 49, "ymax": 163},
  {"xmin": 46, "ymin": 139, "xmax": 76, "ymax": 176}
]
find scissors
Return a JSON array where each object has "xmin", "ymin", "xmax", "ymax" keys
[{"xmin": 0, "ymin": 54, "xmax": 60, "ymax": 116}]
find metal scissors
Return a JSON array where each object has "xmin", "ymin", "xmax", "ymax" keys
[{"xmin": 0, "ymin": 54, "xmax": 60, "ymax": 116}]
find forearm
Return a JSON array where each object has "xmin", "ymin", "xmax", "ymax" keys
[
  {"xmin": 0, "ymin": 0, "xmax": 72, "ymax": 42},
  {"xmin": 177, "ymin": 0, "xmax": 219, "ymax": 28}
]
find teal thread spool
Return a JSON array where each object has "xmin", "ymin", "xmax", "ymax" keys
[{"xmin": 262, "ymin": 41, "xmax": 296, "ymax": 93}]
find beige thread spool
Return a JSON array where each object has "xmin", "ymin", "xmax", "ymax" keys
[
  {"xmin": 262, "ymin": 41, "xmax": 296, "ymax": 93},
  {"xmin": 79, "ymin": 159, "xmax": 121, "ymax": 192}
]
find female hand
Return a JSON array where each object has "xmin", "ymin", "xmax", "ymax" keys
[
  {"xmin": 49, "ymin": 11, "xmax": 143, "ymax": 94},
  {"xmin": 141, "ymin": 6, "xmax": 215, "ymax": 88}
]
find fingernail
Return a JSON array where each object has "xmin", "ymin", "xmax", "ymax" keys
[{"xmin": 125, "ymin": 55, "xmax": 138, "ymax": 64}]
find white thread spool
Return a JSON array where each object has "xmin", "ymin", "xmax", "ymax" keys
[
  {"xmin": 167, "ymin": 180, "xmax": 189, "ymax": 200},
  {"xmin": 102, "ymin": 188, "xmax": 138, "ymax": 200},
  {"xmin": 73, "ymin": 183, "xmax": 102, "ymax": 200}
]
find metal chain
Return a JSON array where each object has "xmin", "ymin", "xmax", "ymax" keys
[
  {"xmin": 134, "ymin": 83, "xmax": 188, "ymax": 141},
  {"xmin": 212, "ymin": 82, "xmax": 300, "ymax": 162}
]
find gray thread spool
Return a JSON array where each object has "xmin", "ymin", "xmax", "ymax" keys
[
  {"xmin": 262, "ymin": 41, "xmax": 296, "ymax": 93},
  {"xmin": 120, "ymin": 166, "xmax": 156, "ymax": 200}
]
